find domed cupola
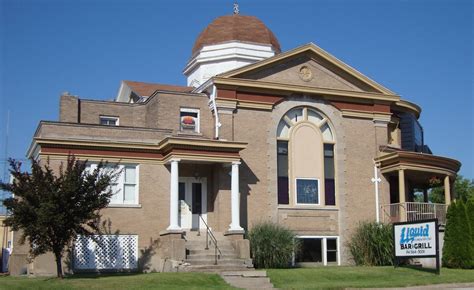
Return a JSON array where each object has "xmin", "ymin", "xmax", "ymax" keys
[{"xmin": 183, "ymin": 10, "xmax": 281, "ymax": 87}]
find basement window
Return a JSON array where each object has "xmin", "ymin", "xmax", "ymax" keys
[
  {"xmin": 100, "ymin": 116, "xmax": 119, "ymax": 126},
  {"xmin": 295, "ymin": 237, "xmax": 339, "ymax": 266}
]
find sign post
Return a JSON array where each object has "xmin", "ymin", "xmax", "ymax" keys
[{"xmin": 393, "ymin": 219, "xmax": 440, "ymax": 274}]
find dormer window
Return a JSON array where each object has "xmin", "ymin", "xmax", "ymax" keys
[
  {"xmin": 100, "ymin": 116, "xmax": 119, "ymax": 126},
  {"xmin": 180, "ymin": 108, "xmax": 199, "ymax": 133}
]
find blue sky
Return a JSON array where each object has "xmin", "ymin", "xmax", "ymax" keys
[{"xmin": 0, "ymin": 0, "xmax": 473, "ymax": 185}]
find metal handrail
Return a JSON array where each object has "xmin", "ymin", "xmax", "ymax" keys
[{"xmin": 199, "ymin": 214, "xmax": 222, "ymax": 265}]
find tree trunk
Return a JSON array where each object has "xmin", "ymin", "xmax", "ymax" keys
[{"xmin": 54, "ymin": 251, "xmax": 63, "ymax": 279}]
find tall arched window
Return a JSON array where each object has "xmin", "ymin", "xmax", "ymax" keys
[{"xmin": 277, "ymin": 107, "xmax": 336, "ymax": 206}]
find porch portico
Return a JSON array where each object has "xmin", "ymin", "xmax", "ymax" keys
[
  {"xmin": 376, "ymin": 150, "xmax": 461, "ymax": 225},
  {"xmin": 159, "ymin": 137, "xmax": 247, "ymax": 234}
]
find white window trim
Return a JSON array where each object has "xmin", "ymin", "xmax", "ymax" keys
[
  {"xmin": 180, "ymin": 108, "xmax": 200, "ymax": 133},
  {"xmin": 100, "ymin": 115, "xmax": 120, "ymax": 126},
  {"xmin": 87, "ymin": 164, "xmax": 139, "ymax": 206},
  {"xmin": 294, "ymin": 178, "xmax": 321, "ymax": 206},
  {"xmin": 295, "ymin": 236, "xmax": 340, "ymax": 266}
]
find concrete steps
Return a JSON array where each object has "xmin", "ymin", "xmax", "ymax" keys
[
  {"xmin": 180, "ymin": 264, "xmax": 252, "ymax": 273},
  {"xmin": 182, "ymin": 231, "xmax": 254, "ymax": 273},
  {"xmin": 186, "ymin": 252, "xmax": 238, "ymax": 258},
  {"xmin": 221, "ymin": 271, "xmax": 275, "ymax": 289}
]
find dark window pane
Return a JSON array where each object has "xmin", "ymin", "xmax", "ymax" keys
[
  {"xmin": 296, "ymin": 238, "xmax": 322, "ymax": 263},
  {"xmin": 327, "ymin": 238, "xmax": 337, "ymax": 250},
  {"xmin": 324, "ymin": 144, "xmax": 335, "ymax": 205},
  {"xmin": 325, "ymin": 179, "xmax": 335, "ymax": 206},
  {"xmin": 327, "ymin": 252, "xmax": 337, "ymax": 262},
  {"xmin": 278, "ymin": 177, "xmax": 289, "ymax": 204},
  {"xmin": 277, "ymin": 141, "xmax": 289, "ymax": 204}
]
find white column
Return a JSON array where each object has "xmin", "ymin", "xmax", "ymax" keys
[
  {"xmin": 229, "ymin": 161, "xmax": 243, "ymax": 231},
  {"xmin": 167, "ymin": 159, "xmax": 181, "ymax": 231}
]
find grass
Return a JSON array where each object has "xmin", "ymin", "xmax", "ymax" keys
[
  {"xmin": 267, "ymin": 266, "xmax": 474, "ymax": 289},
  {"xmin": 0, "ymin": 272, "xmax": 236, "ymax": 290},
  {"xmin": 1, "ymin": 267, "xmax": 474, "ymax": 289}
]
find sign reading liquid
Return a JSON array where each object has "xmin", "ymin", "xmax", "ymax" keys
[{"xmin": 393, "ymin": 219, "xmax": 440, "ymax": 274}]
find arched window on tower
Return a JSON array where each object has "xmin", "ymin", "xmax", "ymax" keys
[{"xmin": 277, "ymin": 107, "xmax": 336, "ymax": 206}]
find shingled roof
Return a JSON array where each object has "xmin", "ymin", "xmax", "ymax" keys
[{"xmin": 192, "ymin": 15, "xmax": 281, "ymax": 55}]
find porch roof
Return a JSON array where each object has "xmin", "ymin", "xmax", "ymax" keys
[
  {"xmin": 30, "ymin": 135, "xmax": 247, "ymax": 164},
  {"xmin": 375, "ymin": 149, "xmax": 461, "ymax": 177},
  {"xmin": 159, "ymin": 136, "xmax": 247, "ymax": 163}
]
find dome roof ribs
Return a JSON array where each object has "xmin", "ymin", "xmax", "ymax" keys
[{"xmin": 191, "ymin": 15, "xmax": 281, "ymax": 55}]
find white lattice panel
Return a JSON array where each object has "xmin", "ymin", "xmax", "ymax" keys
[{"xmin": 73, "ymin": 235, "xmax": 138, "ymax": 270}]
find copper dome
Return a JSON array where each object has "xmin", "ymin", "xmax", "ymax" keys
[{"xmin": 192, "ymin": 15, "xmax": 281, "ymax": 55}]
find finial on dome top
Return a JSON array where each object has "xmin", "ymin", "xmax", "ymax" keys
[{"xmin": 233, "ymin": 2, "xmax": 239, "ymax": 15}]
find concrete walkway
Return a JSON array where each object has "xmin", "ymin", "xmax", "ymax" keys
[{"xmin": 220, "ymin": 270, "xmax": 276, "ymax": 289}]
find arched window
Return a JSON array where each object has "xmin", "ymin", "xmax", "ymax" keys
[{"xmin": 277, "ymin": 107, "xmax": 336, "ymax": 206}]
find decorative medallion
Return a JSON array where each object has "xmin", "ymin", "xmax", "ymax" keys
[{"xmin": 299, "ymin": 66, "xmax": 313, "ymax": 82}]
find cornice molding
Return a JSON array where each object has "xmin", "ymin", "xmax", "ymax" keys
[
  {"xmin": 29, "ymin": 136, "xmax": 247, "ymax": 164},
  {"xmin": 393, "ymin": 100, "xmax": 422, "ymax": 119},
  {"xmin": 375, "ymin": 151, "xmax": 461, "ymax": 176},
  {"xmin": 213, "ymin": 77, "xmax": 400, "ymax": 103}
]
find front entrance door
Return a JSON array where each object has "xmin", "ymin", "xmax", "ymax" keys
[{"xmin": 178, "ymin": 177, "xmax": 207, "ymax": 230}]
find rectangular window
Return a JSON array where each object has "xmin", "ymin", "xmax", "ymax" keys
[
  {"xmin": 324, "ymin": 144, "xmax": 336, "ymax": 206},
  {"xmin": 295, "ymin": 237, "xmax": 339, "ymax": 266},
  {"xmin": 296, "ymin": 178, "xmax": 319, "ymax": 204},
  {"xmin": 277, "ymin": 141, "xmax": 289, "ymax": 204},
  {"xmin": 326, "ymin": 238, "xmax": 338, "ymax": 263},
  {"xmin": 100, "ymin": 116, "xmax": 119, "ymax": 126},
  {"xmin": 180, "ymin": 108, "xmax": 199, "ymax": 133},
  {"xmin": 87, "ymin": 164, "xmax": 139, "ymax": 205}
]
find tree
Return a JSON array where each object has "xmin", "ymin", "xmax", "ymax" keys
[
  {"xmin": 442, "ymin": 200, "xmax": 473, "ymax": 268},
  {"xmin": 466, "ymin": 198, "xmax": 474, "ymax": 268},
  {"xmin": 430, "ymin": 175, "xmax": 474, "ymax": 204},
  {"xmin": 0, "ymin": 156, "xmax": 119, "ymax": 278}
]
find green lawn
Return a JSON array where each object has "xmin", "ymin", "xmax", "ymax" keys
[
  {"xmin": 0, "ymin": 272, "xmax": 235, "ymax": 290},
  {"xmin": 267, "ymin": 266, "xmax": 474, "ymax": 289},
  {"xmin": 1, "ymin": 267, "xmax": 474, "ymax": 289}
]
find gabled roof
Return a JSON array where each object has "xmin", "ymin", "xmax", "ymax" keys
[
  {"xmin": 218, "ymin": 43, "xmax": 396, "ymax": 95},
  {"xmin": 124, "ymin": 80, "xmax": 193, "ymax": 96}
]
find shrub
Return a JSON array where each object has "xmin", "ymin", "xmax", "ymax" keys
[
  {"xmin": 349, "ymin": 221, "xmax": 393, "ymax": 266},
  {"xmin": 248, "ymin": 221, "xmax": 298, "ymax": 268},
  {"xmin": 467, "ymin": 198, "xmax": 474, "ymax": 268},
  {"xmin": 443, "ymin": 200, "xmax": 474, "ymax": 268}
]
